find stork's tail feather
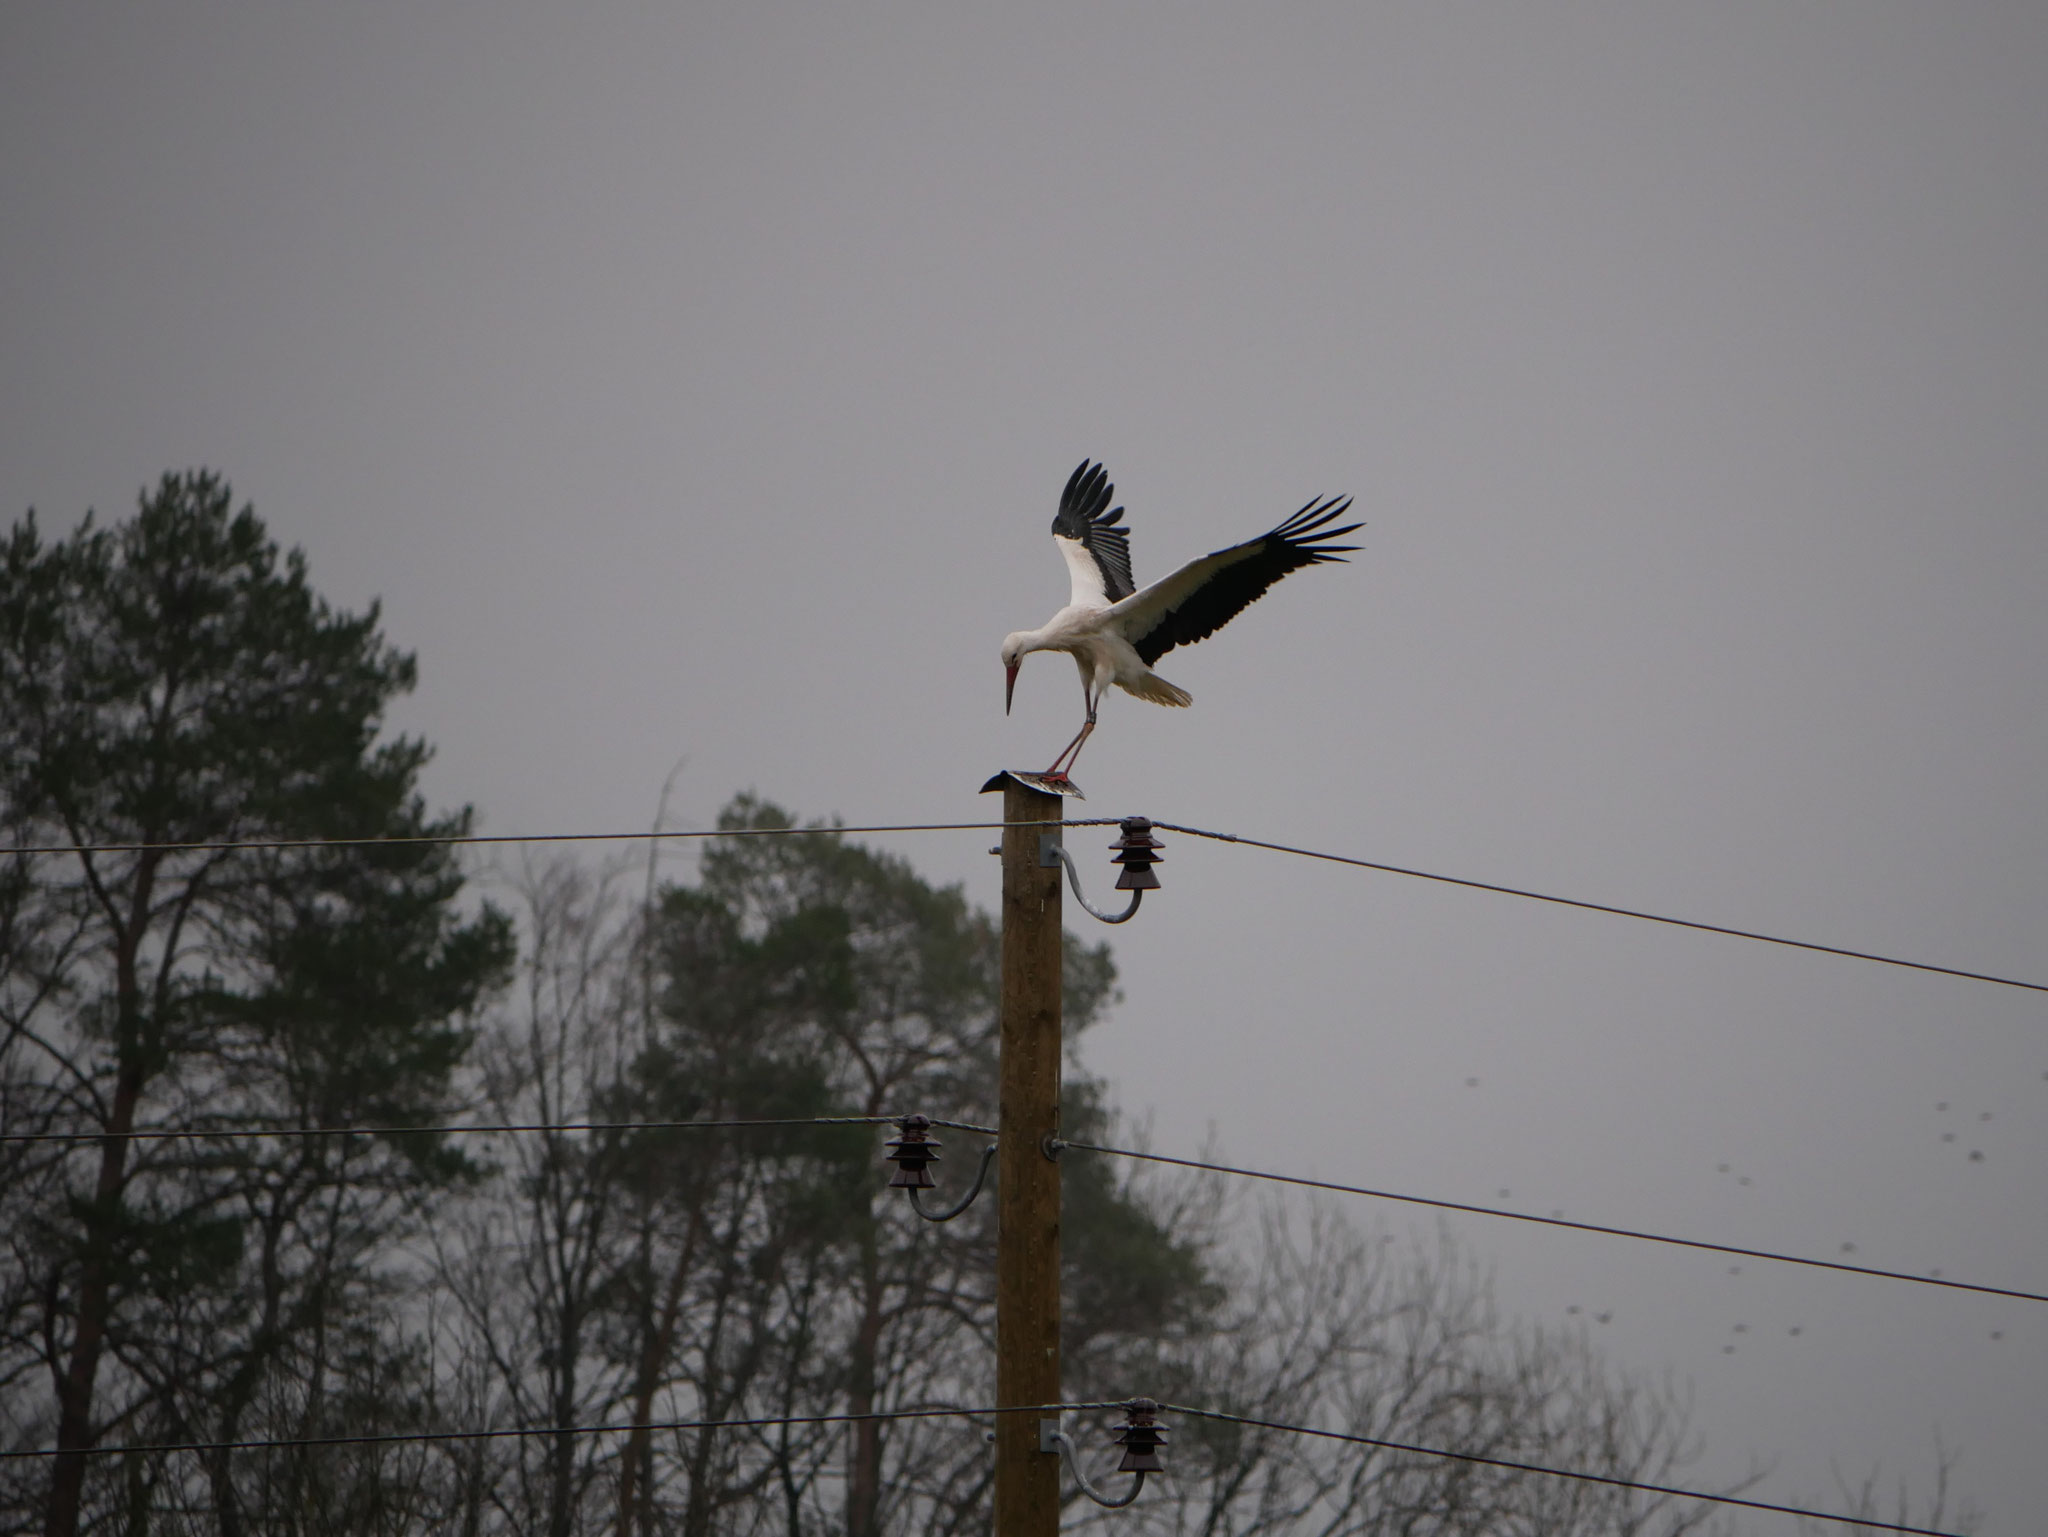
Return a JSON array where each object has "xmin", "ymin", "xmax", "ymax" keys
[{"xmin": 1123, "ymin": 672, "xmax": 1193, "ymax": 708}]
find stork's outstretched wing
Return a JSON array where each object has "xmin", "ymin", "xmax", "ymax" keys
[
  {"xmin": 1108, "ymin": 496, "xmax": 1360, "ymax": 666},
  {"xmin": 1050, "ymin": 460, "xmax": 1136, "ymax": 607}
]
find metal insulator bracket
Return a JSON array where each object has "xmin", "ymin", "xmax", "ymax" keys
[
  {"xmin": 1041, "ymin": 833, "xmax": 1144, "ymax": 924},
  {"xmin": 1040, "ymin": 1399, "xmax": 1164, "ymax": 1508},
  {"xmin": 908, "ymin": 1141, "xmax": 996, "ymax": 1223}
]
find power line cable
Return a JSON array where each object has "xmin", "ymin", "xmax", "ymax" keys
[
  {"xmin": 0, "ymin": 1114, "xmax": 996, "ymax": 1148},
  {"xmin": 1162, "ymin": 1403, "xmax": 1966, "ymax": 1537},
  {"xmin": 1063, "ymin": 1141, "xmax": 2048, "ymax": 1306},
  {"xmin": 1152, "ymin": 820, "xmax": 2047, "ymax": 995},
  {"xmin": 8, "ymin": 819, "xmax": 1110, "ymax": 858},
  {"xmin": 16, "ymin": 814, "xmax": 2040, "ymax": 993},
  {"xmin": 0, "ymin": 1402, "xmax": 1110, "ymax": 1462},
  {"xmin": 0, "ymin": 1398, "xmax": 1968, "ymax": 1534},
  {"xmin": 13, "ymin": 1117, "xmax": 2033, "ymax": 1302}
]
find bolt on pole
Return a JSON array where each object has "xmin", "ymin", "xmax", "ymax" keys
[{"xmin": 995, "ymin": 776, "xmax": 1063, "ymax": 1537}]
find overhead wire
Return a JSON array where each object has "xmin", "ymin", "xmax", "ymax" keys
[
  {"xmin": 1150, "ymin": 819, "xmax": 2047, "ymax": 995},
  {"xmin": 1161, "ymin": 1403, "xmax": 1967, "ymax": 1537},
  {"xmin": 0, "ymin": 1114, "xmax": 997, "ymax": 1148},
  {"xmin": 6, "ymin": 819, "xmax": 1113, "ymax": 858},
  {"xmin": 11, "ymin": 1112, "xmax": 2033, "ymax": 1304},
  {"xmin": 0, "ymin": 1401, "xmax": 1106, "ymax": 1462},
  {"xmin": 0, "ymin": 1399, "xmax": 1968, "ymax": 1534},
  {"xmin": 1062, "ymin": 1140, "xmax": 2048, "ymax": 1306},
  {"xmin": 12, "ymin": 813, "xmax": 2041, "ymax": 992}
]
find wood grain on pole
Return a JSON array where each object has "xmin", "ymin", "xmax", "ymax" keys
[{"xmin": 995, "ymin": 778, "xmax": 1063, "ymax": 1536}]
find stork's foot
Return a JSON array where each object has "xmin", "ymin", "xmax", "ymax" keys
[{"xmin": 982, "ymin": 769, "xmax": 1086, "ymax": 799}]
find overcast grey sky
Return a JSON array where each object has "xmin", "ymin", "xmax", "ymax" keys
[{"xmin": 4, "ymin": 5, "xmax": 2045, "ymax": 1528}]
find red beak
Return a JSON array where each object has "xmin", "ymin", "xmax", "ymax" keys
[{"xmin": 1004, "ymin": 663, "xmax": 1019, "ymax": 715}]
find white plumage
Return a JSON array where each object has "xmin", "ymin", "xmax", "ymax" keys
[{"xmin": 1001, "ymin": 460, "xmax": 1360, "ymax": 781}]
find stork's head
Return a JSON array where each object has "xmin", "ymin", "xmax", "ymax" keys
[{"xmin": 999, "ymin": 633, "xmax": 1029, "ymax": 714}]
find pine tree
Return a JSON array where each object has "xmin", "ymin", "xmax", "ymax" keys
[{"xmin": 0, "ymin": 472, "xmax": 512, "ymax": 1537}]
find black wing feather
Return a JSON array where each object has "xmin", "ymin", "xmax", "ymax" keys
[
  {"xmin": 1050, "ymin": 459, "xmax": 1137, "ymax": 603},
  {"xmin": 1132, "ymin": 496, "xmax": 1361, "ymax": 667}
]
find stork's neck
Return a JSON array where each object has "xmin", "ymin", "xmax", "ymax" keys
[
  {"xmin": 1014, "ymin": 608, "xmax": 1100, "ymax": 654},
  {"xmin": 1006, "ymin": 624, "xmax": 1063, "ymax": 657}
]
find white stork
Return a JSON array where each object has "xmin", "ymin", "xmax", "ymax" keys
[{"xmin": 1001, "ymin": 460, "xmax": 1361, "ymax": 781}]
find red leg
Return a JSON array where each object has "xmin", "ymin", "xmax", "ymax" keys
[
  {"xmin": 1045, "ymin": 672, "xmax": 1103, "ymax": 782},
  {"xmin": 1043, "ymin": 717, "xmax": 1096, "ymax": 780}
]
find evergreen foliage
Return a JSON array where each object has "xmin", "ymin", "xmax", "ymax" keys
[{"xmin": 0, "ymin": 473, "xmax": 511, "ymax": 1537}]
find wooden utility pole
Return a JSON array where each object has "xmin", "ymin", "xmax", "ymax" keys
[{"xmin": 994, "ymin": 775, "xmax": 1063, "ymax": 1536}]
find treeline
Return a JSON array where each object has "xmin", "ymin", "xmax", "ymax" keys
[{"xmin": 3, "ymin": 473, "xmax": 1736, "ymax": 1535}]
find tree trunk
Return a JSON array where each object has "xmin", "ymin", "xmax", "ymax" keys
[
  {"xmin": 44, "ymin": 849, "xmax": 161, "ymax": 1537},
  {"xmin": 43, "ymin": 1058, "xmax": 142, "ymax": 1537},
  {"xmin": 844, "ymin": 1217, "xmax": 884, "ymax": 1537},
  {"xmin": 619, "ymin": 1199, "xmax": 706, "ymax": 1537},
  {"xmin": 546, "ymin": 1292, "xmax": 579, "ymax": 1537}
]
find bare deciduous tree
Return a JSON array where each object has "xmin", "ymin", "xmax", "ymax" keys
[{"xmin": 1075, "ymin": 1199, "xmax": 1745, "ymax": 1537}]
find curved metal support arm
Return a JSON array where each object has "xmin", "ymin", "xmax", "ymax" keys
[
  {"xmin": 906, "ymin": 1142, "xmax": 996, "ymax": 1222},
  {"xmin": 1040, "ymin": 835, "xmax": 1143, "ymax": 925},
  {"xmin": 1041, "ymin": 1421, "xmax": 1147, "ymax": 1509}
]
